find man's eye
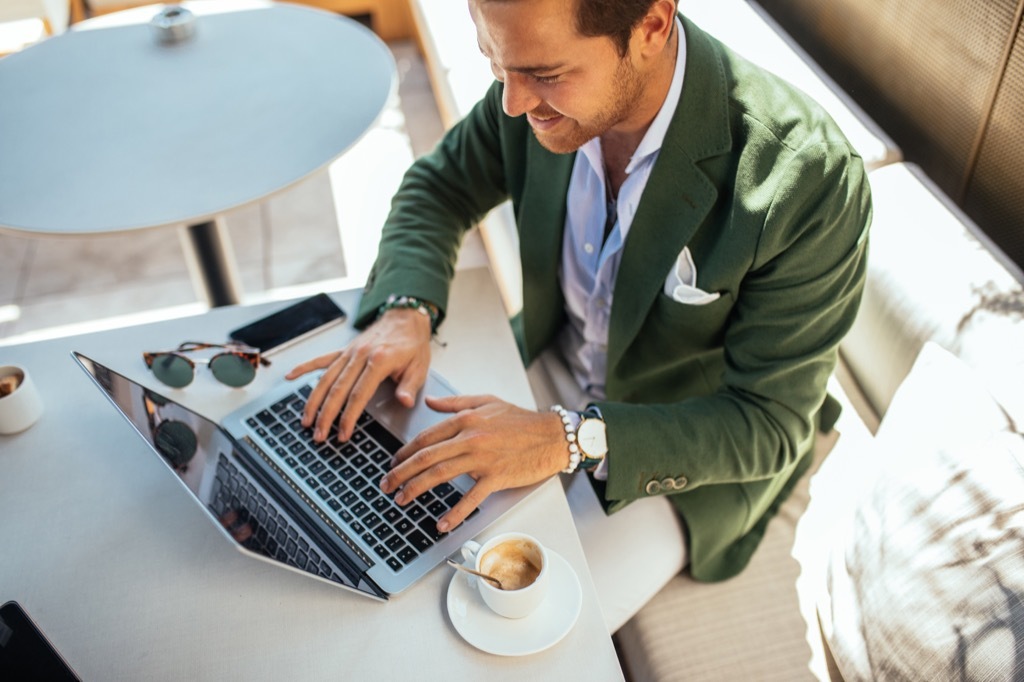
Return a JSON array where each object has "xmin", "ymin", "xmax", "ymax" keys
[{"xmin": 532, "ymin": 74, "xmax": 560, "ymax": 84}]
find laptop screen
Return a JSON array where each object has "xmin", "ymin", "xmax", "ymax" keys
[
  {"xmin": 72, "ymin": 353, "xmax": 369, "ymax": 595},
  {"xmin": 74, "ymin": 354, "xmax": 229, "ymax": 500}
]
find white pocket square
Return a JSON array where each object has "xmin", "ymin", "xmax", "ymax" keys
[{"xmin": 663, "ymin": 247, "xmax": 721, "ymax": 305}]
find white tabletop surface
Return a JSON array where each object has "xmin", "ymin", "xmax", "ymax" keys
[
  {"xmin": 0, "ymin": 0, "xmax": 394, "ymax": 234},
  {"xmin": 0, "ymin": 267, "xmax": 623, "ymax": 680}
]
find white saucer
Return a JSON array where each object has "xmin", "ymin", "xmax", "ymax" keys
[{"xmin": 446, "ymin": 549, "xmax": 582, "ymax": 656}]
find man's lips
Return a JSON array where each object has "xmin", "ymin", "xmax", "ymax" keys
[{"xmin": 527, "ymin": 113, "xmax": 564, "ymax": 131}]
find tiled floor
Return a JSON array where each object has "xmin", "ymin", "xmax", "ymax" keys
[{"xmin": 0, "ymin": 39, "xmax": 445, "ymax": 345}]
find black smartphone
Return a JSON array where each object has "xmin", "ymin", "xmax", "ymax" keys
[
  {"xmin": 228, "ymin": 293, "xmax": 347, "ymax": 354},
  {"xmin": 0, "ymin": 601, "xmax": 80, "ymax": 681}
]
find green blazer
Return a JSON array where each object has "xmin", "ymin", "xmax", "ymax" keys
[{"xmin": 356, "ymin": 15, "xmax": 871, "ymax": 581}]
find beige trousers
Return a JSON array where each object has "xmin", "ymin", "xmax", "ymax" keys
[{"xmin": 526, "ymin": 347, "xmax": 688, "ymax": 633}]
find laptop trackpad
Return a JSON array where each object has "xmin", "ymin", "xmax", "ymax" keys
[{"xmin": 367, "ymin": 370, "xmax": 458, "ymax": 445}]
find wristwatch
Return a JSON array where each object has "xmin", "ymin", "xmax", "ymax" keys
[{"xmin": 575, "ymin": 406, "xmax": 607, "ymax": 470}]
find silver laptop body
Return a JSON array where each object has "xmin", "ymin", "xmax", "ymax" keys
[{"xmin": 73, "ymin": 352, "xmax": 538, "ymax": 600}]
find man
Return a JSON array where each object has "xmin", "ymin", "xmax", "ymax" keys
[{"xmin": 289, "ymin": 0, "xmax": 870, "ymax": 628}]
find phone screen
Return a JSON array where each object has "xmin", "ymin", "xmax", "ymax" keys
[
  {"xmin": 0, "ymin": 602, "xmax": 80, "ymax": 680},
  {"xmin": 228, "ymin": 293, "xmax": 347, "ymax": 353}
]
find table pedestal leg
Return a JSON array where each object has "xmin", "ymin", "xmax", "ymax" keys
[{"xmin": 179, "ymin": 218, "xmax": 243, "ymax": 307}]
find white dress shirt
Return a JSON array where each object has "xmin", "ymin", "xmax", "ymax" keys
[{"xmin": 557, "ymin": 18, "xmax": 687, "ymax": 401}]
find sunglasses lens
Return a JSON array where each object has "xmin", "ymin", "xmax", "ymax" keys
[
  {"xmin": 210, "ymin": 353, "xmax": 256, "ymax": 387},
  {"xmin": 154, "ymin": 420, "xmax": 198, "ymax": 468},
  {"xmin": 150, "ymin": 353, "xmax": 194, "ymax": 388}
]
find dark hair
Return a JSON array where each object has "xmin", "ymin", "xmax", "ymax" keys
[
  {"xmin": 479, "ymin": 0, "xmax": 675, "ymax": 58},
  {"xmin": 575, "ymin": 0, "xmax": 673, "ymax": 57}
]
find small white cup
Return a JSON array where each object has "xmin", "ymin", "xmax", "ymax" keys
[
  {"xmin": 0, "ymin": 365, "xmax": 45, "ymax": 435},
  {"xmin": 460, "ymin": 532, "xmax": 549, "ymax": 619}
]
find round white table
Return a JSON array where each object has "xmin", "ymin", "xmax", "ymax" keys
[{"xmin": 0, "ymin": 0, "xmax": 395, "ymax": 306}]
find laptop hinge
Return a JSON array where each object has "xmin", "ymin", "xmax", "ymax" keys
[{"xmin": 236, "ymin": 436, "xmax": 388, "ymax": 600}]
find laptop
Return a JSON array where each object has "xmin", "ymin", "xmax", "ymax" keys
[{"xmin": 72, "ymin": 352, "xmax": 539, "ymax": 601}]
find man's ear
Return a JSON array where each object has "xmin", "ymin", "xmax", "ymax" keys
[{"xmin": 633, "ymin": 0, "xmax": 676, "ymax": 59}]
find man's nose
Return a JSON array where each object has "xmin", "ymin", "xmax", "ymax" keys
[{"xmin": 501, "ymin": 73, "xmax": 541, "ymax": 118}]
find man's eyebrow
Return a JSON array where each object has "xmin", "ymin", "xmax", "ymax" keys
[
  {"xmin": 505, "ymin": 63, "xmax": 567, "ymax": 75},
  {"xmin": 477, "ymin": 44, "xmax": 566, "ymax": 74}
]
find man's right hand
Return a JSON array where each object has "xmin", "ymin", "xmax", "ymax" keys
[{"xmin": 286, "ymin": 308, "xmax": 433, "ymax": 442}]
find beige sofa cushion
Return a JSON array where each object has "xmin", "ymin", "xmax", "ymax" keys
[
  {"xmin": 615, "ymin": 366, "xmax": 875, "ymax": 681},
  {"xmin": 615, "ymin": 437, "xmax": 821, "ymax": 681},
  {"xmin": 819, "ymin": 343, "xmax": 1024, "ymax": 681}
]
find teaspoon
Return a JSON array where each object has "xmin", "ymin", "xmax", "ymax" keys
[{"xmin": 446, "ymin": 558, "xmax": 503, "ymax": 589}]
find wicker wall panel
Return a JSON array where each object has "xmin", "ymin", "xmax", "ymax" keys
[
  {"xmin": 964, "ymin": 20, "xmax": 1024, "ymax": 269},
  {"xmin": 759, "ymin": 0, "xmax": 1018, "ymax": 204}
]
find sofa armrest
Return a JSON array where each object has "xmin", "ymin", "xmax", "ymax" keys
[
  {"xmin": 842, "ymin": 162, "xmax": 1024, "ymax": 421},
  {"xmin": 678, "ymin": 0, "xmax": 901, "ymax": 170}
]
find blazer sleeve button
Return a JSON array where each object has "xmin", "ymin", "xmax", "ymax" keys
[
  {"xmin": 660, "ymin": 477, "xmax": 677, "ymax": 491},
  {"xmin": 673, "ymin": 476, "xmax": 688, "ymax": 489},
  {"xmin": 645, "ymin": 480, "xmax": 662, "ymax": 495}
]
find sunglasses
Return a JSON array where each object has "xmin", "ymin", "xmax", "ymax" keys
[
  {"xmin": 141, "ymin": 389, "xmax": 198, "ymax": 469},
  {"xmin": 143, "ymin": 342, "xmax": 270, "ymax": 388}
]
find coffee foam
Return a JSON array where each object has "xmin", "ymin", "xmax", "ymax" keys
[
  {"xmin": 480, "ymin": 539, "xmax": 543, "ymax": 591},
  {"xmin": 0, "ymin": 374, "xmax": 20, "ymax": 397}
]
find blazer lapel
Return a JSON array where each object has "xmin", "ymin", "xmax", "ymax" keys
[{"xmin": 608, "ymin": 15, "xmax": 733, "ymax": 370}]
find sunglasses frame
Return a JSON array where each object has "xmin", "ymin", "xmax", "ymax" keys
[{"xmin": 142, "ymin": 341, "xmax": 271, "ymax": 388}]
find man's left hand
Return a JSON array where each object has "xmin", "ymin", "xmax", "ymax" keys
[{"xmin": 379, "ymin": 395, "xmax": 567, "ymax": 532}]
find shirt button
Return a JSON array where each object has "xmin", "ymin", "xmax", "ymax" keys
[
  {"xmin": 584, "ymin": 243, "xmax": 595, "ymax": 254},
  {"xmin": 645, "ymin": 480, "xmax": 662, "ymax": 495}
]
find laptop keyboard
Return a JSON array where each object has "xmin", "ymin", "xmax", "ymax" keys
[
  {"xmin": 244, "ymin": 385, "xmax": 473, "ymax": 573},
  {"xmin": 210, "ymin": 454, "xmax": 343, "ymax": 583}
]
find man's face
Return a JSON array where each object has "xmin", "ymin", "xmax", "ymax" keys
[{"xmin": 470, "ymin": 0, "xmax": 647, "ymax": 154}]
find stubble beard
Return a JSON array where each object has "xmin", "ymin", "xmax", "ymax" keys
[{"xmin": 530, "ymin": 56, "xmax": 646, "ymax": 154}]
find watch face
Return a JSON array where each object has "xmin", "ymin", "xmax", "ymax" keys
[{"xmin": 577, "ymin": 418, "xmax": 607, "ymax": 458}]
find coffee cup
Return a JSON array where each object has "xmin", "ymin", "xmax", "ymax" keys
[
  {"xmin": 0, "ymin": 365, "xmax": 45, "ymax": 435},
  {"xmin": 460, "ymin": 532, "xmax": 549, "ymax": 619}
]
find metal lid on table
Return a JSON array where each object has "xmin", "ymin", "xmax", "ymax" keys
[{"xmin": 150, "ymin": 5, "xmax": 197, "ymax": 44}]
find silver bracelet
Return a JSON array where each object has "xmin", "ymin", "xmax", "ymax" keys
[{"xmin": 549, "ymin": 404, "xmax": 580, "ymax": 474}]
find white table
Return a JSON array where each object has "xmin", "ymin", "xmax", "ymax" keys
[
  {"xmin": 0, "ymin": 1, "xmax": 394, "ymax": 307},
  {"xmin": 0, "ymin": 267, "xmax": 623, "ymax": 680}
]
